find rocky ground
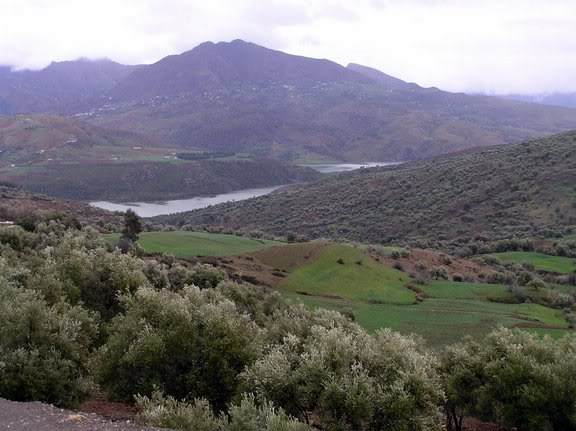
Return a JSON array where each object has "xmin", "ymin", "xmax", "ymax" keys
[{"xmin": 0, "ymin": 398, "xmax": 164, "ymax": 431}]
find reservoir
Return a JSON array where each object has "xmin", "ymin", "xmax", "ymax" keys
[
  {"xmin": 305, "ymin": 162, "xmax": 399, "ymax": 173},
  {"xmin": 90, "ymin": 185, "xmax": 281, "ymax": 217},
  {"xmin": 91, "ymin": 162, "xmax": 398, "ymax": 217}
]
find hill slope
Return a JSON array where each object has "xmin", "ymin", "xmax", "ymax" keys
[
  {"xmin": 0, "ymin": 114, "xmax": 153, "ymax": 166},
  {"xmin": 87, "ymin": 40, "xmax": 576, "ymax": 162},
  {"xmin": 0, "ymin": 114, "xmax": 321, "ymax": 201},
  {"xmin": 0, "ymin": 59, "xmax": 138, "ymax": 114},
  {"xmin": 1, "ymin": 158, "xmax": 321, "ymax": 201},
  {"xmin": 155, "ymin": 131, "xmax": 576, "ymax": 245}
]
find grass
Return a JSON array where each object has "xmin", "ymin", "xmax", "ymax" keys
[
  {"xmin": 493, "ymin": 251, "xmax": 576, "ymax": 273},
  {"xmin": 284, "ymin": 292, "xmax": 571, "ymax": 347},
  {"xmin": 278, "ymin": 244, "xmax": 415, "ymax": 305},
  {"xmin": 423, "ymin": 280, "xmax": 513, "ymax": 301},
  {"xmin": 103, "ymin": 231, "xmax": 283, "ymax": 257}
]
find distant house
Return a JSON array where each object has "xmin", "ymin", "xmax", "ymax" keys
[
  {"xmin": 133, "ymin": 146, "xmax": 142, "ymax": 150},
  {"xmin": 0, "ymin": 221, "xmax": 15, "ymax": 227}
]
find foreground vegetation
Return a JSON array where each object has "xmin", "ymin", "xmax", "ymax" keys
[
  {"xmin": 156, "ymin": 131, "xmax": 576, "ymax": 251},
  {"xmin": 1, "ymin": 214, "xmax": 575, "ymax": 430}
]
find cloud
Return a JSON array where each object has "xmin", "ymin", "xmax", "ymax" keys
[{"xmin": 0, "ymin": 0, "xmax": 574, "ymax": 93}]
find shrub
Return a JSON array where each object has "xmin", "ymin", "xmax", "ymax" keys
[
  {"xmin": 452, "ymin": 273, "xmax": 464, "ymax": 282},
  {"xmin": 440, "ymin": 328, "xmax": 576, "ymax": 431},
  {"xmin": 136, "ymin": 391, "xmax": 313, "ymax": 431},
  {"xmin": 440, "ymin": 255, "xmax": 452, "ymax": 265},
  {"xmin": 0, "ymin": 285, "xmax": 98, "ymax": 407},
  {"xmin": 242, "ymin": 326, "xmax": 443, "ymax": 430},
  {"xmin": 527, "ymin": 279, "xmax": 546, "ymax": 292},
  {"xmin": 430, "ymin": 267, "xmax": 449, "ymax": 280},
  {"xmin": 95, "ymin": 286, "xmax": 261, "ymax": 411}
]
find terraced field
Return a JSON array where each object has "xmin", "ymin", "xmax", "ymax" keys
[
  {"xmin": 103, "ymin": 234, "xmax": 573, "ymax": 346},
  {"xmin": 104, "ymin": 231, "xmax": 283, "ymax": 257},
  {"xmin": 422, "ymin": 280, "xmax": 513, "ymax": 301},
  {"xmin": 285, "ymin": 290, "xmax": 569, "ymax": 346},
  {"xmin": 260, "ymin": 244, "xmax": 572, "ymax": 345},
  {"xmin": 493, "ymin": 251, "xmax": 576, "ymax": 273}
]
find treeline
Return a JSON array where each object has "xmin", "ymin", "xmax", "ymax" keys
[
  {"xmin": 0, "ymin": 221, "xmax": 575, "ymax": 430},
  {"xmin": 176, "ymin": 151, "xmax": 236, "ymax": 160}
]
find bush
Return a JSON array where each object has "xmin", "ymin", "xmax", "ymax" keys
[
  {"xmin": 430, "ymin": 267, "xmax": 448, "ymax": 280},
  {"xmin": 136, "ymin": 391, "xmax": 313, "ymax": 431},
  {"xmin": 441, "ymin": 328, "xmax": 576, "ymax": 431},
  {"xmin": 452, "ymin": 273, "xmax": 464, "ymax": 282},
  {"xmin": 0, "ymin": 285, "xmax": 98, "ymax": 407},
  {"xmin": 440, "ymin": 255, "xmax": 452, "ymax": 265},
  {"xmin": 95, "ymin": 286, "xmax": 261, "ymax": 411},
  {"xmin": 242, "ymin": 326, "xmax": 443, "ymax": 430}
]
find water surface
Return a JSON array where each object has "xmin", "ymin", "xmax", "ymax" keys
[
  {"xmin": 90, "ymin": 185, "xmax": 281, "ymax": 217},
  {"xmin": 305, "ymin": 162, "xmax": 399, "ymax": 173},
  {"xmin": 91, "ymin": 163, "xmax": 401, "ymax": 217}
]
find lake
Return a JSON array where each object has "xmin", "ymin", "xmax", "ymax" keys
[
  {"xmin": 90, "ymin": 162, "xmax": 399, "ymax": 217},
  {"xmin": 90, "ymin": 185, "xmax": 282, "ymax": 217},
  {"xmin": 305, "ymin": 162, "xmax": 399, "ymax": 173}
]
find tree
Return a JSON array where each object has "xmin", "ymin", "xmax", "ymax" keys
[
  {"xmin": 95, "ymin": 286, "xmax": 261, "ymax": 411},
  {"xmin": 440, "ymin": 328, "xmax": 576, "ymax": 431},
  {"xmin": 0, "ymin": 284, "xmax": 98, "ymax": 407},
  {"xmin": 242, "ymin": 326, "xmax": 443, "ymax": 430},
  {"xmin": 121, "ymin": 209, "xmax": 142, "ymax": 243}
]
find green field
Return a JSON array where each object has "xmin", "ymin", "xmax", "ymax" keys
[
  {"xmin": 104, "ymin": 231, "xmax": 283, "ymax": 257},
  {"xmin": 493, "ymin": 251, "xmax": 576, "ymax": 273},
  {"xmin": 285, "ymin": 292, "xmax": 570, "ymax": 346},
  {"xmin": 423, "ymin": 280, "xmax": 513, "ymax": 301},
  {"xmin": 278, "ymin": 244, "xmax": 415, "ymax": 305}
]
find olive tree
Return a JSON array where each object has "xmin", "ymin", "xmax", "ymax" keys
[
  {"xmin": 0, "ymin": 284, "xmax": 98, "ymax": 407},
  {"xmin": 96, "ymin": 286, "xmax": 262, "ymax": 410},
  {"xmin": 242, "ymin": 325, "xmax": 443, "ymax": 430},
  {"xmin": 440, "ymin": 328, "xmax": 576, "ymax": 431}
]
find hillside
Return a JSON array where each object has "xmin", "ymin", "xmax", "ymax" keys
[
  {"xmin": 0, "ymin": 114, "xmax": 321, "ymax": 201},
  {"xmin": 0, "ymin": 59, "xmax": 138, "ymax": 114},
  {"xmin": 84, "ymin": 40, "xmax": 576, "ymax": 162},
  {"xmin": 501, "ymin": 93, "xmax": 576, "ymax": 109},
  {"xmin": 0, "ymin": 114, "xmax": 154, "ymax": 166},
  {"xmin": 1, "ymin": 158, "xmax": 321, "ymax": 201},
  {"xmin": 155, "ymin": 131, "xmax": 576, "ymax": 246},
  {"xmin": 0, "ymin": 185, "xmax": 122, "ymax": 228}
]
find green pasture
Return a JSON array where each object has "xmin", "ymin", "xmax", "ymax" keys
[
  {"xmin": 492, "ymin": 251, "xmax": 575, "ymax": 273},
  {"xmin": 104, "ymin": 231, "xmax": 283, "ymax": 257},
  {"xmin": 284, "ymin": 292, "xmax": 570, "ymax": 347},
  {"xmin": 278, "ymin": 243, "xmax": 415, "ymax": 305}
]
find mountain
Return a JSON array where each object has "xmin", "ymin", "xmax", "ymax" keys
[
  {"xmin": 154, "ymin": 131, "xmax": 576, "ymax": 246},
  {"xmin": 108, "ymin": 40, "xmax": 367, "ymax": 101},
  {"xmin": 0, "ymin": 59, "xmax": 138, "ymax": 114},
  {"xmin": 84, "ymin": 40, "xmax": 576, "ymax": 162},
  {"xmin": 499, "ymin": 93, "xmax": 576, "ymax": 109},
  {"xmin": 346, "ymin": 63, "xmax": 417, "ymax": 90}
]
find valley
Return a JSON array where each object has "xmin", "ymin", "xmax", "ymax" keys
[
  {"xmin": 156, "ymin": 131, "xmax": 576, "ymax": 248},
  {"xmin": 96, "ymin": 231, "xmax": 574, "ymax": 347},
  {"xmin": 1, "ymin": 29, "xmax": 576, "ymax": 431}
]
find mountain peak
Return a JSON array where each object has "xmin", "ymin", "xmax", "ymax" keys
[{"xmin": 108, "ymin": 40, "xmax": 368, "ymax": 101}]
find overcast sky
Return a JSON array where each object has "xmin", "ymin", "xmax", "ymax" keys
[{"xmin": 1, "ymin": 0, "xmax": 574, "ymax": 94}]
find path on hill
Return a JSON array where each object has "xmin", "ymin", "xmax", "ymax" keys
[{"xmin": 0, "ymin": 398, "xmax": 165, "ymax": 431}]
